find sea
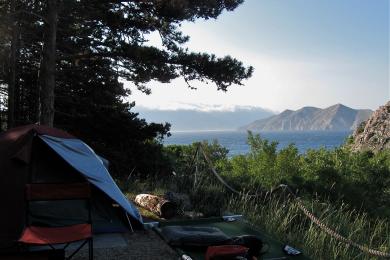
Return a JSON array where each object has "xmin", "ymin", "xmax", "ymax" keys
[{"xmin": 163, "ymin": 130, "xmax": 352, "ymax": 156}]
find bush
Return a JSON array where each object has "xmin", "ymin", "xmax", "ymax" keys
[
  {"xmin": 127, "ymin": 133, "xmax": 390, "ymax": 259},
  {"xmin": 162, "ymin": 133, "xmax": 390, "ymax": 218}
]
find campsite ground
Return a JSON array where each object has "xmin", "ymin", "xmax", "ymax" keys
[{"xmin": 71, "ymin": 231, "xmax": 178, "ymax": 260}]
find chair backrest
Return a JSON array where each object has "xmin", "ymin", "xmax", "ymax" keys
[
  {"xmin": 20, "ymin": 183, "xmax": 94, "ymax": 260},
  {"xmin": 24, "ymin": 182, "xmax": 92, "ymax": 227},
  {"xmin": 25, "ymin": 183, "xmax": 91, "ymax": 201}
]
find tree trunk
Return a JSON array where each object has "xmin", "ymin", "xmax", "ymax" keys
[
  {"xmin": 135, "ymin": 194, "xmax": 177, "ymax": 219},
  {"xmin": 7, "ymin": 0, "xmax": 17, "ymax": 129},
  {"xmin": 40, "ymin": 0, "xmax": 57, "ymax": 127}
]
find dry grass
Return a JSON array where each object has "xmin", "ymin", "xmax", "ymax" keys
[{"xmin": 227, "ymin": 194, "xmax": 390, "ymax": 260}]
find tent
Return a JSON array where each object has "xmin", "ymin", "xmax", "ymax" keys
[{"xmin": 0, "ymin": 124, "xmax": 143, "ymax": 251}]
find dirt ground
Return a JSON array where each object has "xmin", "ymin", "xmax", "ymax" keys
[{"xmin": 71, "ymin": 230, "xmax": 178, "ymax": 260}]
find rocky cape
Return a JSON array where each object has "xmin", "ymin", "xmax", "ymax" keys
[
  {"xmin": 240, "ymin": 104, "xmax": 373, "ymax": 131},
  {"xmin": 351, "ymin": 101, "xmax": 390, "ymax": 152}
]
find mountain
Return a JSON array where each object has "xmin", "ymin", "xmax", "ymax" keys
[
  {"xmin": 240, "ymin": 104, "xmax": 373, "ymax": 131},
  {"xmin": 135, "ymin": 106, "xmax": 274, "ymax": 131},
  {"xmin": 351, "ymin": 101, "xmax": 390, "ymax": 152}
]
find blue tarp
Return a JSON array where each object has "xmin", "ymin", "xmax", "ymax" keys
[{"xmin": 39, "ymin": 135, "xmax": 143, "ymax": 225}]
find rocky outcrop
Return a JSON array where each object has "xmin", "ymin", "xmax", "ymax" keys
[
  {"xmin": 240, "ymin": 104, "xmax": 373, "ymax": 131},
  {"xmin": 351, "ymin": 101, "xmax": 390, "ymax": 152}
]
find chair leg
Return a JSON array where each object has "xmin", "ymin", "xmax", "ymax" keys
[
  {"xmin": 67, "ymin": 240, "xmax": 88, "ymax": 260},
  {"xmin": 16, "ymin": 243, "xmax": 24, "ymax": 255},
  {"xmin": 88, "ymin": 238, "xmax": 93, "ymax": 260}
]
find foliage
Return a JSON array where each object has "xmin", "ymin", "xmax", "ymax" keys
[
  {"xmin": 162, "ymin": 132, "xmax": 390, "ymax": 218},
  {"xmin": 0, "ymin": 0, "xmax": 252, "ymax": 178},
  {"xmin": 126, "ymin": 133, "xmax": 390, "ymax": 259},
  {"xmin": 164, "ymin": 140, "xmax": 229, "ymax": 178},
  {"xmin": 0, "ymin": 0, "xmax": 252, "ymax": 124}
]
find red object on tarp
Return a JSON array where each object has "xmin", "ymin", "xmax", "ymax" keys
[
  {"xmin": 205, "ymin": 245, "xmax": 249, "ymax": 260},
  {"xmin": 18, "ymin": 224, "xmax": 92, "ymax": 245}
]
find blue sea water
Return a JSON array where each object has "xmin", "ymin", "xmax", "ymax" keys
[{"xmin": 164, "ymin": 130, "xmax": 352, "ymax": 156}]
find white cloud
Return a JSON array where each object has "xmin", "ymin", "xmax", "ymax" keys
[
  {"xmin": 126, "ymin": 19, "xmax": 389, "ymax": 112},
  {"xmin": 135, "ymin": 103, "xmax": 275, "ymax": 112}
]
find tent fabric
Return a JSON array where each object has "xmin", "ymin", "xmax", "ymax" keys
[
  {"xmin": 0, "ymin": 124, "xmax": 74, "ymax": 144},
  {"xmin": 26, "ymin": 183, "xmax": 91, "ymax": 200},
  {"xmin": 0, "ymin": 125, "xmax": 142, "ymax": 250},
  {"xmin": 18, "ymin": 224, "xmax": 92, "ymax": 245},
  {"xmin": 29, "ymin": 200, "xmax": 128, "ymax": 233},
  {"xmin": 98, "ymin": 155, "xmax": 110, "ymax": 170},
  {"xmin": 39, "ymin": 135, "xmax": 143, "ymax": 225}
]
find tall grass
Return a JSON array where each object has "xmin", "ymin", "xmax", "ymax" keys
[
  {"xmin": 227, "ymin": 193, "xmax": 390, "ymax": 259},
  {"xmin": 125, "ymin": 137, "xmax": 390, "ymax": 259},
  {"xmin": 125, "ymin": 171, "xmax": 390, "ymax": 259}
]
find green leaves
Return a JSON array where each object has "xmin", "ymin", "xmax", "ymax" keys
[
  {"xmin": 0, "ymin": 0, "xmax": 252, "ymax": 174},
  {"xmin": 54, "ymin": 0, "xmax": 252, "ymax": 93},
  {"xmin": 166, "ymin": 133, "xmax": 390, "ymax": 218}
]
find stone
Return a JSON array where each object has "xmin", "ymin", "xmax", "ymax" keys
[
  {"xmin": 164, "ymin": 191, "xmax": 192, "ymax": 213},
  {"xmin": 350, "ymin": 101, "xmax": 390, "ymax": 152}
]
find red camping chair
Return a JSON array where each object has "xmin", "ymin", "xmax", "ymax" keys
[{"xmin": 18, "ymin": 183, "xmax": 93, "ymax": 260}]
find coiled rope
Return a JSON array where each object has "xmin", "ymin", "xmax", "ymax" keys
[{"xmin": 197, "ymin": 144, "xmax": 390, "ymax": 258}]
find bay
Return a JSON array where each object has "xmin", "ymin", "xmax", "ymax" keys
[{"xmin": 164, "ymin": 130, "xmax": 352, "ymax": 156}]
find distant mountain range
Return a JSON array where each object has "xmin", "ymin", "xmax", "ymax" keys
[
  {"xmin": 240, "ymin": 104, "xmax": 373, "ymax": 131},
  {"xmin": 135, "ymin": 106, "xmax": 274, "ymax": 131}
]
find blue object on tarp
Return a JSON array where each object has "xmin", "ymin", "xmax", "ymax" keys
[{"xmin": 39, "ymin": 135, "xmax": 143, "ymax": 225}]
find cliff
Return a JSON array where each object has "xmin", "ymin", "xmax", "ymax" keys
[{"xmin": 351, "ymin": 101, "xmax": 390, "ymax": 152}]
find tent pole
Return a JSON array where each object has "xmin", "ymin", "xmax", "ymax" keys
[
  {"xmin": 25, "ymin": 134, "xmax": 37, "ymax": 229},
  {"xmin": 125, "ymin": 213, "xmax": 134, "ymax": 233},
  {"xmin": 194, "ymin": 144, "xmax": 199, "ymax": 188},
  {"xmin": 28, "ymin": 133, "xmax": 37, "ymax": 183}
]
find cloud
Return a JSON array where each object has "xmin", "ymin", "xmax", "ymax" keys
[
  {"xmin": 135, "ymin": 103, "xmax": 275, "ymax": 113},
  {"xmin": 126, "ymin": 19, "xmax": 388, "ymax": 112}
]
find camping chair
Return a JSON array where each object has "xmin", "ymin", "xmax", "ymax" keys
[{"xmin": 18, "ymin": 183, "xmax": 93, "ymax": 260}]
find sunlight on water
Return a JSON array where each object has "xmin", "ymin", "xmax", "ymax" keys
[{"xmin": 164, "ymin": 131, "xmax": 351, "ymax": 156}]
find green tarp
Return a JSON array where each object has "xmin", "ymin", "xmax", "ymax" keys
[{"xmin": 157, "ymin": 217, "xmax": 310, "ymax": 260}]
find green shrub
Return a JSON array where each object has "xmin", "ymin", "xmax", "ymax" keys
[{"xmin": 127, "ymin": 133, "xmax": 390, "ymax": 259}]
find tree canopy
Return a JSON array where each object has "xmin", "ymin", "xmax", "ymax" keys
[{"xmin": 0, "ymin": 0, "xmax": 252, "ymax": 178}]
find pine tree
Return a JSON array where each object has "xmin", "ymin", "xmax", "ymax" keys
[{"xmin": 0, "ymin": 0, "xmax": 253, "ymax": 177}]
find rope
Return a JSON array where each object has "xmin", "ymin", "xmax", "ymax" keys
[
  {"xmin": 199, "ymin": 144, "xmax": 272, "ymax": 197},
  {"xmin": 183, "ymin": 144, "xmax": 199, "ymax": 178},
  {"xmin": 199, "ymin": 145, "xmax": 243, "ymax": 195},
  {"xmin": 196, "ymin": 144, "xmax": 390, "ymax": 258},
  {"xmin": 279, "ymin": 185, "xmax": 390, "ymax": 258}
]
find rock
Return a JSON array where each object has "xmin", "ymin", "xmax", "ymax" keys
[
  {"xmin": 164, "ymin": 191, "xmax": 192, "ymax": 212},
  {"xmin": 350, "ymin": 101, "xmax": 390, "ymax": 152}
]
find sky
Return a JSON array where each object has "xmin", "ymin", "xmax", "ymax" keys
[{"xmin": 127, "ymin": 0, "xmax": 389, "ymax": 112}]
